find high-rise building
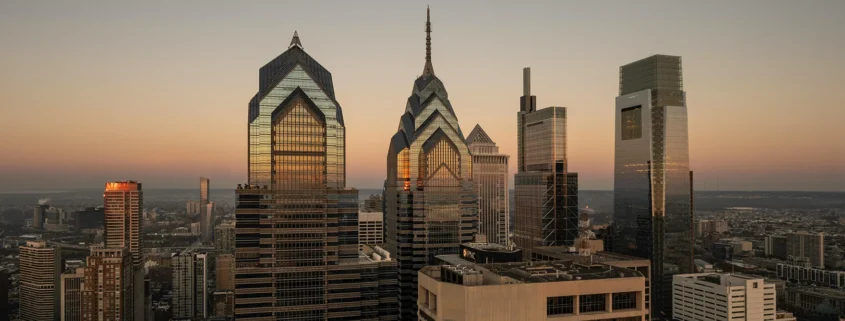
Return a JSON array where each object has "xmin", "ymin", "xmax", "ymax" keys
[
  {"xmin": 212, "ymin": 291, "xmax": 234, "ymax": 319},
  {"xmin": 0, "ymin": 269, "xmax": 9, "ymax": 321},
  {"xmin": 61, "ymin": 268, "xmax": 85, "ymax": 321},
  {"xmin": 172, "ymin": 251, "xmax": 208, "ymax": 320},
  {"xmin": 19, "ymin": 240, "xmax": 61, "ymax": 321},
  {"xmin": 215, "ymin": 254, "xmax": 235, "ymax": 291},
  {"xmin": 186, "ymin": 200, "xmax": 201, "ymax": 215},
  {"xmin": 610, "ymin": 54, "xmax": 694, "ymax": 320},
  {"xmin": 200, "ymin": 177, "xmax": 212, "ymax": 243},
  {"xmin": 81, "ymin": 247, "xmax": 133, "ymax": 321},
  {"xmin": 73, "ymin": 207, "xmax": 105, "ymax": 231},
  {"xmin": 696, "ymin": 219, "xmax": 728, "ymax": 237},
  {"xmin": 384, "ymin": 8, "xmax": 477, "ymax": 320},
  {"xmin": 466, "ymin": 124, "xmax": 510, "ymax": 246},
  {"xmin": 672, "ymin": 273, "xmax": 776, "ymax": 321},
  {"xmin": 513, "ymin": 67, "xmax": 579, "ymax": 250},
  {"xmin": 214, "ymin": 221, "xmax": 235, "ymax": 255},
  {"xmin": 418, "ymin": 260, "xmax": 648, "ymax": 321},
  {"xmin": 104, "ymin": 181, "xmax": 143, "ymax": 265},
  {"xmin": 33, "ymin": 203, "xmax": 48, "ymax": 229},
  {"xmin": 786, "ymin": 231, "xmax": 824, "ymax": 268},
  {"xmin": 358, "ymin": 211, "xmax": 384, "ymax": 246},
  {"xmin": 234, "ymin": 29, "xmax": 398, "ymax": 320},
  {"xmin": 765, "ymin": 235, "xmax": 788, "ymax": 259}
]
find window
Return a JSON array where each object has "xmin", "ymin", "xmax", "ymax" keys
[
  {"xmin": 547, "ymin": 296, "xmax": 574, "ymax": 315},
  {"xmin": 621, "ymin": 106, "xmax": 643, "ymax": 140},
  {"xmin": 613, "ymin": 292, "xmax": 638, "ymax": 310},
  {"xmin": 580, "ymin": 294, "xmax": 607, "ymax": 313}
]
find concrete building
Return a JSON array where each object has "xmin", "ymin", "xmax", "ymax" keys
[
  {"xmin": 81, "ymin": 247, "xmax": 133, "ymax": 321},
  {"xmin": 103, "ymin": 181, "xmax": 145, "ymax": 321},
  {"xmin": 444, "ymin": 242, "xmax": 522, "ymax": 264},
  {"xmin": 672, "ymin": 273, "xmax": 776, "ymax": 321},
  {"xmin": 418, "ymin": 260, "xmax": 647, "ymax": 321},
  {"xmin": 466, "ymin": 124, "xmax": 510, "ymax": 246},
  {"xmin": 215, "ymin": 254, "xmax": 235, "ymax": 291},
  {"xmin": 765, "ymin": 235, "xmax": 788, "ymax": 260},
  {"xmin": 212, "ymin": 291, "xmax": 234, "ymax": 319},
  {"xmin": 61, "ymin": 268, "xmax": 85, "ymax": 321},
  {"xmin": 785, "ymin": 286, "xmax": 845, "ymax": 318},
  {"xmin": 172, "ymin": 251, "xmax": 208, "ymax": 320},
  {"xmin": 200, "ymin": 177, "xmax": 212, "ymax": 243},
  {"xmin": 696, "ymin": 220, "xmax": 728, "ymax": 237},
  {"xmin": 214, "ymin": 221, "xmax": 235, "ymax": 255},
  {"xmin": 186, "ymin": 200, "xmax": 201, "ymax": 215},
  {"xmin": 33, "ymin": 203, "xmax": 48, "ymax": 229},
  {"xmin": 777, "ymin": 262, "xmax": 845, "ymax": 288},
  {"xmin": 358, "ymin": 211, "xmax": 384, "ymax": 246},
  {"xmin": 786, "ymin": 231, "xmax": 824, "ymax": 268},
  {"xmin": 514, "ymin": 67, "xmax": 578, "ymax": 251},
  {"xmin": 19, "ymin": 240, "xmax": 61, "ymax": 321}
]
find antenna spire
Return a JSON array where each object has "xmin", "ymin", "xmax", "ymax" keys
[{"xmin": 423, "ymin": 6, "xmax": 435, "ymax": 77}]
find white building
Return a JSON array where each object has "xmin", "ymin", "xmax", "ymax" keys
[
  {"xmin": 673, "ymin": 273, "xmax": 776, "ymax": 321},
  {"xmin": 358, "ymin": 211, "xmax": 384, "ymax": 246}
]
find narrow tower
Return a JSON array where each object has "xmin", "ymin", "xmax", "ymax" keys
[{"xmin": 384, "ymin": 8, "xmax": 478, "ymax": 320}]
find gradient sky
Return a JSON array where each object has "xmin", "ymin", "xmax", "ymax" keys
[{"xmin": 1, "ymin": 0, "xmax": 843, "ymax": 192}]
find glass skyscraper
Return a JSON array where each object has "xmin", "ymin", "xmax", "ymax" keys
[
  {"xmin": 611, "ymin": 54, "xmax": 694, "ymax": 320},
  {"xmin": 513, "ymin": 67, "xmax": 579, "ymax": 251},
  {"xmin": 466, "ymin": 124, "xmax": 510, "ymax": 246},
  {"xmin": 384, "ymin": 8, "xmax": 478, "ymax": 320},
  {"xmin": 234, "ymin": 32, "xmax": 397, "ymax": 321}
]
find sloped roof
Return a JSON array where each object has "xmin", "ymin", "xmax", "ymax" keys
[{"xmin": 466, "ymin": 124, "xmax": 495, "ymax": 145}]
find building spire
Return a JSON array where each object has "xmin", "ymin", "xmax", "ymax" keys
[
  {"xmin": 289, "ymin": 30, "xmax": 303, "ymax": 49},
  {"xmin": 423, "ymin": 6, "xmax": 435, "ymax": 77}
]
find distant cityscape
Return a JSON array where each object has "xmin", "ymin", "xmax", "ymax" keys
[{"xmin": 1, "ymin": 6, "xmax": 844, "ymax": 321}]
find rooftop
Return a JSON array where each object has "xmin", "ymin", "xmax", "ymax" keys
[
  {"xmin": 463, "ymin": 242, "xmax": 519, "ymax": 253},
  {"xmin": 423, "ymin": 258, "xmax": 643, "ymax": 286}
]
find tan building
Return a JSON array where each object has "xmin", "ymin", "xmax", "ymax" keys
[
  {"xmin": 418, "ymin": 260, "xmax": 647, "ymax": 321},
  {"xmin": 673, "ymin": 273, "xmax": 776, "ymax": 321},
  {"xmin": 214, "ymin": 221, "xmax": 235, "ymax": 254},
  {"xmin": 61, "ymin": 268, "xmax": 85, "ymax": 321},
  {"xmin": 19, "ymin": 240, "xmax": 61, "ymax": 321},
  {"xmin": 466, "ymin": 124, "xmax": 510, "ymax": 246},
  {"xmin": 787, "ymin": 231, "xmax": 824, "ymax": 268},
  {"xmin": 81, "ymin": 247, "xmax": 133, "ymax": 321},
  {"xmin": 358, "ymin": 211, "xmax": 384, "ymax": 246},
  {"xmin": 103, "ymin": 181, "xmax": 144, "ymax": 321},
  {"xmin": 212, "ymin": 291, "xmax": 234, "ymax": 318},
  {"xmin": 216, "ymin": 254, "xmax": 235, "ymax": 291}
]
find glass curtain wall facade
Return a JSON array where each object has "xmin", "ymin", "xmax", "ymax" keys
[
  {"xmin": 513, "ymin": 68, "xmax": 578, "ymax": 251},
  {"xmin": 611, "ymin": 54, "xmax": 693, "ymax": 320},
  {"xmin": 384, "ymin": 8, "xmax": 477, "ymax": 320},
  {"xmin": 200, "ymin": 177, "xmax": 211, "ymax": 243},
  {"xmin": 234, "ymin": 32, "xmax": 397, "ymax": 321},
  {"xmin": 466, "ymin": 124, "xmax": 510, "ymax": 246}
]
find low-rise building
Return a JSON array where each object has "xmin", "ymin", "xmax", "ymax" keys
[{"xmin": 672, "ymin": 273, "xmax": 776, "ymax": 321}]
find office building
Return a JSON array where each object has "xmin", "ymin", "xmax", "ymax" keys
[
  {"xmin": 81, "ymin": 247, "xmax": 133, "ymax": 321},
  {"xmin": 672, "ymin": 273, "xmax": 776, "ymax": 321},
  {"xmin": 383, "ymin": 8, "xmax": 478, "ymax": 319},
  {"xmin": 610, "ymin": 55, "xmax": 694, "ymax": 319},
  {"xmin": 61, "ymin": 268, "xmax": 85, "ymax": 321},
  {"xmin": 361, "ymin": 194, "xmax": 383, "ymax": 213},
  {"xmin": 777, "ymin": 262, "xmax": 845, "ymax": 288},
  {"xmin": 785, "ymin": 286, "xmax": 845, "ymax": 319},
  {"xmin": 186, "ymin": 200, "xmax": 201, "ymax": 215},
  {"xmin": 74, "ymin": 207, "xmax": 105, "ymax": 230},
  {"xmin": 439, "ymin": 242, "xmax": 522, "ymax": 264},
  {"xmin": 172, "ymin": 251, "xmax": 208, "ymax": 320},
  {"xmin": 418, "ymin": 260, "xmax": 648, "ymax": 321},
  {"xmin": 696, "ymin": 220, "xmax": 728, "ymax": 237},
  {"xmin": 200, "ymin": 177, "xmax": 212, "ymax": 243},
  {"xmin": 212, "ymin": 291, "xmax": 234, "ymax": 319},
  {"xmin": 786, "ymin": 231, "xmax": 824, "ymax": 268},
  {"xmin": 466, "ymin": 124, "xmax": 510, "ymax": 245},
  {"xmin": 33, "ymin": 203, "xmax": 48, "ymax": 229},
  {"xmin": 215, "ymin": 254, "xmax": 235, "ymax": 291},
  {"xmin": 513, "ymin": 67, "xmax": 578, "ymax": 250},
  {"xmin": 103, "ymin": 181, "xmax": 145, "ymax": 321},
  {"xmin": 234, "ymin": 29, "xmax": 398, "ymax": 320},
  {"xmin": 358, "ymin": 211, "xmax": 384, "ymax": 246},
  {"xmin": 214, "ymin": 221, "xmax": 235, "ymax": 255},
  {"xmin": 765, "ymin": 235, "xmax": 788, "ymax": 259},
  {"xmin": 19, "ymin": 240, "xmax": 61, "ymax": 321}
]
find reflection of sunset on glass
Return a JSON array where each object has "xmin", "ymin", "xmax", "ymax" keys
[{"xmin": 0, "ymin": 1, "xmax": 842, "ymax": 192}]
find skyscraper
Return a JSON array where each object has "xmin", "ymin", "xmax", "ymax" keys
[
  {"xmin": 234, "ymin": 30, "xmax": 398, "ymax": 320},
  {"xmin": 214, "ymin": 221, "xmax": 235, "ymax": 254},
  {"xmin": 81, "ymin": 247, "xmax": 133, "ymax": 321},
  {"xmin": 466, "ymin": 124, "xmax": 510, "ymax": 245},
  {"xmin": 611, "ymin": 54, "xmax": 693, "ymax": 320},
  {"xmin": 172, "ymin": 251, "xmax": 208, "ymax": 320},
  {"xmin": 199, "ymin": 177, "xmax": 212, "ymax": 243},
  {"xmin": 384, "ymin": 8, "xmax": 478, "ymax": 320},
  {"xmin": 786, "ymin": 231, "xmax": 824, "ymax": 268},
  {"xmin": 513, "ymin": 67, "xmax": 579, "ymax": 251},
  {"xmin": 61, "ymin": 268, "xmax": 84, "ymax": 321},
  {"xmin": 19, "ymin": 240, "xmax": 61, "ymax": 321},
  {"xmin": 102, "ymin": 181, "xmax": 145, "ymax": 321}
]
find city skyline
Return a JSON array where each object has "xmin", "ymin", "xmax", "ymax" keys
[{"xmin": 1, "ymin": 1, "xmax": 843, "ymax": 192}]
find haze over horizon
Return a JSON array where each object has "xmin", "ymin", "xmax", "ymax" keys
[{"xmin": 1, "ymin": 1, "xmax": 843, "ymax": 192}]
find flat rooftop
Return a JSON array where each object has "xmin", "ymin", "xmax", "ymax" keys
[
  {"xmin": 464, "ymin": 242, "xmax": 520, "ymax": 253},
  {"xmin": 426, "ymin": 256, "xmax": 643, "ymax": 285},
  {"xmin": 533, "ymin": 246, "xmax": 649, "ymax": 264}
]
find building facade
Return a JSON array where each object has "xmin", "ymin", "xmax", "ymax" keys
[
  {"xmin": 466, "ymin": 124, "xmax": 510, "ymax": 246},
  {"xmin": 786, "ymin": 231, "xmax": 824, "ymax": 268},
  {"xmin": 200, "ymin": 177, "xmax": 212, "ymax": 244},
  {"xmin": 233, "ymin": 30, "xmax": 398, "ymax": 320},
  {"xmin": 214, "ymin": 221, "xmax": 235, "ymax": 255},
  {"xmin": 513, "ymin": 67, "xmax": 578, "ymax": 251},
  {"xmin": 19, "ymin": 240, "xmax": 61, "ymax": 321},
  {"xmin": 215, "ymin": 254, "xmax": 235, "ymax": 291},
  {"xmin": 418, "ymin": 261, "xmax": 647, "ymax": 321},
  {"xmin": 384, "ymin": 8, "xmax": 478, "ymax": 320},
  {"xmin": 172, "ymin": 251, "xmax": 208, "ymax": 320},
  {"xmin": 673, "ymin": 274, "xmax": 776, "ymax": 321},
  {"xmin": 358, "ymin": 211, "xmax": 384, "ymax": 246},
  {"xmin": 765, "ymin": 235, "xmax": 789, "ymax": 259},
  {"xmin": 103, "ymin": 181, "xmax": 145, "ymax": 321},
  {"xmin": 610, "ymin": 55, "xmax": 694, "ymax": 320},
  {"xmin": 186, "ymin": 200, "xmax": 200, "ymax": 215},
  {"xmin": 61, "ymin": 268, "xmax": 85, "ymax": 321},
  {"xmin": 81, "ymin": 247, "xmax": 133, "ymax": 321}
]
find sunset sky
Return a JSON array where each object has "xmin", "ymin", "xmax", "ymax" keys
[{"xmin": 1, "ymin": 1, "xmax": 843, "ymax": 192}]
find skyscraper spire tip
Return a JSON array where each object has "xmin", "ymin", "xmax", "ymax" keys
[
  {"xmin": 423, "ymin": 6, "xmax": 435, "ymax": 77},
  {"xmin": 289, "ymin": 30, "xmax": 303, "ymax": 49}
]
